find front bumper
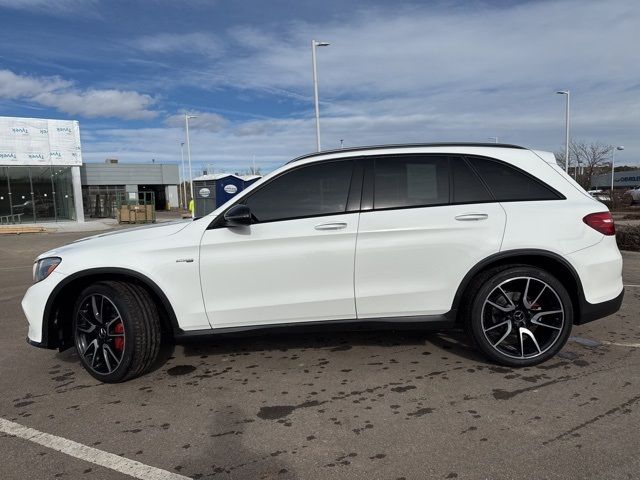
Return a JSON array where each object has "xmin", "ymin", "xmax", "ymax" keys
[
  {"xmin": 22, "ymin": 270, "xmax": 65, "ymax": 348},
  {"xmin": 26, "ymin": 336, "xmax": 49, "ymax": 349}
]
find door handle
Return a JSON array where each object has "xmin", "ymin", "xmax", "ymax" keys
[
  {"xmin": 315, "ymin": 222, "xmax": 348, "ymax": 230},
  {"xmin": 455, "ymin": 213, "xmax": 489, "ymax": 221}
]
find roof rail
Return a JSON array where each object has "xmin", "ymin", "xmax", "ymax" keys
[{"xmin": 286, "ymin": 142, "xmax": 526, "ymax": 164}]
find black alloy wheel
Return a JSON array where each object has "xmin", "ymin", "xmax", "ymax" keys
[
  {"xmin": 467, "ymin": 266, "xmax": 573, "ymax": 367},
  {"xmin": 75, "ymin": 293, "xmax": 126, "ymax": 375},
  {"xmin": 73, "ymin": 281, "xmax": 162, "ymax": 382}
]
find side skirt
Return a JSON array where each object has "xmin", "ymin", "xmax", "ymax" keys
[{"xmin": 173, "ymin": 312, "xmax": 458, "ymax": 341}]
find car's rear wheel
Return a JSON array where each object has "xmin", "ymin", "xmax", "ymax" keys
[
  {"xmin": 466, "ymin": 266, "xmax": 573, "ymax": 367},
  {"xmin": 73, "ymin": 281, "xmax": 161, "ymax": 382}
]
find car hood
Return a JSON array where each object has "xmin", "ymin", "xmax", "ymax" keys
[{"xmin": 36, "ymin": 220, "xmax": 193, "ymax": 260}]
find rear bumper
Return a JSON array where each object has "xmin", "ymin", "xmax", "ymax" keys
[
  {"xmin": 566, "ymin": 236, "xmax": 623, "ymax": 305},
  {"xmin": 576, "ymin": 288, "xmax": 624, "ymax": 325}
]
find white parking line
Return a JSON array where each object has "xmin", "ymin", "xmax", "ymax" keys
[
  {"xmin": 602, "ymin": 341, "xmax": 640, "ymax": 348},
  {"xmin": 624, "ymin": 284, "xmax": 640, "ymax": 288},
  {"xmin": 0, "ymin": 418, "xmax": 191, "ymax": 480}
]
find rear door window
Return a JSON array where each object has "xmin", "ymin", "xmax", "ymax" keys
[
  {"xmin": 373, "ymin": 156, "xmax": 449, "ymax": 209},
  {"xmin": 450, "ymin": 157, "xmax": 493, "ymax": 203}
]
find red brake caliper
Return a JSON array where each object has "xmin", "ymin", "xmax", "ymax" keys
[{"xmin": 114, "ymin": 322, "xmax": 124, "ymax": 351}]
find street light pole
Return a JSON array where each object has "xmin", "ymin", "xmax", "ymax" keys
[
  {"xmin": 311, "ymin": 39, "xmax": 329, "ymax": 152},
  {"xmin": 179, "ymin": 141, "xmax": 186, "ymax": 209},
  {"xmin": 556, "ymin": 90, "xmax": 570, "ymax": 173},
  {"xmin": 611, "ymin": 146, "xmax": 624, "ymax": 193},
  {"xmin": 185, "ymin": 114, "xmax": 197, "ymax": 215}
]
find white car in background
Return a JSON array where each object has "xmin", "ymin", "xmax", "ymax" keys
[
  {"xmin": 625, "ymin": 186, "xmax": 640, "ymax": 204},
  {"xmin": 22, "ymin": 143, "xmax": 624, "ymax": 382},
  {"xmin": 587, "ymin": 189, "xmax": 611, "ymax": 203}
]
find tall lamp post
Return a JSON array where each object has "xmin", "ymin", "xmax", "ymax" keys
[
  {"xmin": 179, "ymin": 141, "xmax": 187, "ymax": 209},
  {"xmin": 311, "ymin": 39, "xmax": 330, "ymax": 151},
  {"xmin": 184, "ymin": 114, "xmax": 197, "ymax": 213},
  {"xmin": 611, "ymin": 145, "xmax": 624, "ymax": 192},
  {"xmin": 556, "ymin": 90, "xmax": 570, "ymax": 173}
]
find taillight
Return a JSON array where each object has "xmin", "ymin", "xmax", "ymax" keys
[{"xmin": 583, "ymin": 212, "xmax": 615, "ymax": 235}]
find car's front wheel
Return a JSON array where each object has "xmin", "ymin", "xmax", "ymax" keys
[
  {"xmin": 72, "ymin": 281, "xmax": 161, "ymax": 382},
  {"xmin": 466, "ymin": 266, "xmax": 573, "ymax": 367}
]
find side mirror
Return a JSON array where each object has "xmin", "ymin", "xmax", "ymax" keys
[{"xmin": 224, "ymin": 204, "xmax": 252, "ymax": 226}]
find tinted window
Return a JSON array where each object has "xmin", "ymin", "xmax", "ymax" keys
[
  {"xmin": 244, "ymin": 160, "xmax": 353, "ymax": 222},
  {"xmin": 467, "ymin": 157, "xmax": 561, "ymax": 201},
  {"xmin": 451, "ymin": 157, "xmax": 492, "ymax": 203},
  {"xmin": 374, "ymin": 156, "xmax": 449, "ymax": 209}
]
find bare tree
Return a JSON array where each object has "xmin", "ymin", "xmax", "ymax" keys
[
  {"xmin": 240, "ymin": 166, "xmax": 262, "ymax": 176},
  {"xmin": 555, "ymin": 140, "xmax": 613, "ymax": 188}
]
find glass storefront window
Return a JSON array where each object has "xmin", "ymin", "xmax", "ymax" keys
[
  {"xmin": 8, "ymin": 167, "xmax": 35, "ymax": 223},
  {"xmin": 0, "ymin": 166, "xmax": 75, "ymax": 224},
  {"xmin": 0, "ymin": 167, "xmax": 12, "ymax": 223},
  {"xmin": 53, "ymin": 167, "xmax": 75, "ymax": 221},
  {"xmin": 30, "ymin": 166, "xmax": 56, "ymax": 222}
]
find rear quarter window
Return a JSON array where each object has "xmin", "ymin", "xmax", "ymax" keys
[{"xmin": 467, "ymin": 156, "xmax": 562, "ymax": 201}]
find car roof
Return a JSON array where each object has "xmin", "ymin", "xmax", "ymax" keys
[{"xmin": 286, "ymin": 142, "xmax": 527, "ymax": 164}]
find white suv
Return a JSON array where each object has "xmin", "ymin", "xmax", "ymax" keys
[{"xmin": 22, "ymin": 144, "xmax": 624, "ymax": 382}]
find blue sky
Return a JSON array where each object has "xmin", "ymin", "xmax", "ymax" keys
[{"xmin": 0, "ymin": 0, "xmax": 638, "ymax": 173}]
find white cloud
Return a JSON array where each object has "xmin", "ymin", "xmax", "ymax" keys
[
  {"xmin": 0, "ymin": 0, "xmax": 98, "ymax": 17},
  {"xmin": 132, "ymin": 32, "xmax": 223, "ymax": 58},
  {"xmin": 92, "ymin": 0, "xmax": 636, "ymax": 164},
  {"xmin": 81, "ymin": 90, "xmax": 640, "ymax": 174},
  {"xmin": 5, "ymin": 0, "xmax": 639, "ymax": 169},
  {"xmin": 0, "ymin": 69, "xmax": 157, "ymax": 120},
  {"xmin": 213, "ymin": 1, "xmax": 640, "ymax": 96},
  {"xmin": 32, "ymin": 89, "xmax": 157, "ymax": 120},
  {"xmin": 182, "ymin": 0, "xmax": 636, "ymax": 161},
  {"xmin": 165, "ymin": 111, "xmax": 227, "ymax": 131},
  {"xmin": 0, "ymin": 70, "xmax": 72, "ymax": 97},
  {"xmin": 82, "ymin": 122, "xmax": 312, "ymax": 173}
]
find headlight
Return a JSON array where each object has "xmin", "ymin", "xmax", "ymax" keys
[{"xmin": 33, "ymin": 257, "xmax": 61, "ymax": 283}]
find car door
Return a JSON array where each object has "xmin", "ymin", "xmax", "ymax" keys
[
  {"xmin": 199, "ymin": 158, "xmax": 362, "ymax": 329},
  {"xmin": 354, "ymin": 154, "xmax": 507, "ymax": 318}
]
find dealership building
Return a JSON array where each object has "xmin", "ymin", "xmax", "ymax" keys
[
  {"xmin": 81, "ymin": 160, "xmax": 179, "ymax": 217},
  {"xmin": 1, "ymin": 116, "xmax": 179, "ymax": 224},
  {"xmin": 591, "ymin": 170, "xmax": 640, "ymax": 190}
]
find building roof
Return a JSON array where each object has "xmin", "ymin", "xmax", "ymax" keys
[
  {"xmin": 193, "ymin": 173, "xmax": 236, "ymax": 181},
  {"xmin": 81, "ymin": 162, "xmax": 179, "ymax": 186}
]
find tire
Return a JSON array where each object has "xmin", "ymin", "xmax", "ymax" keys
[
  {"xmin": 72, "ymin": 281, "xmax": 161, "ymax": 382},
  {"xmin": 465, "ymin": 266, "xmax": 573, "ymax": 367}
]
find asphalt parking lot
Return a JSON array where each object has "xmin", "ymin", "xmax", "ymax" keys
[{"xmin": 1, "ymin": 231, "xmax": 639, "ymax": 480}]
